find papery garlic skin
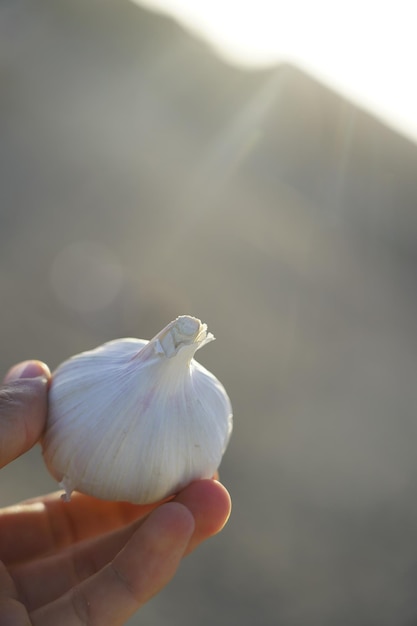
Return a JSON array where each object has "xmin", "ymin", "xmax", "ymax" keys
[{"xmin": 42, "ymin": 316, "xmax": 233, "ymax": 504}]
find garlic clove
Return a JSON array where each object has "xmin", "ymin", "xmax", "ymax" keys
[{"xmin": 42, "ymin": 315, "xmax": 233, "ymax": 504}]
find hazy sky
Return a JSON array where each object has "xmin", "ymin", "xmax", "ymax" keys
[{"xmin": 134, "ymin": 0, "xmax": 417, "ymax": 143}]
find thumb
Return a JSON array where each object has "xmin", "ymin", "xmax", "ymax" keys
[{"xmin": 0, "ymin": 360, "xmax": 51, "ymax": 468}]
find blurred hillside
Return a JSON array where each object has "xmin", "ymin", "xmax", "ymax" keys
[{"xmin": 2, "ymin": 1, "xmax": 417, "ymax": 625}]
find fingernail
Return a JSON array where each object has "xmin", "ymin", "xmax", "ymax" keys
[{"xmin": 4, "ymin": 360, "xmax": 51, "ymax": 383}]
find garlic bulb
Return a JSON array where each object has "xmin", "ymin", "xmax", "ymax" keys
[{"xmin": 42, "ymin": 315, "xmax": 233, "ymax": 504}]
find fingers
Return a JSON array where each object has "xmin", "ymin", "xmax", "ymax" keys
[
  {"xmin": 11, "ymin": 480, "xmax": 231, "ymax": 612},
  {"xmin": 174, "ymin": 479, "xmax": 231, "ymax": 555},
  {"xmin": 0, "ymin": 361, "xmax": 51, "ymax": 468},
  {"xmin": 30, "ymin": 502, "xmax": 195, "ymax": 626},
  {"xmin": 0, "ymin": 492, "xmax": 157, "ymax": 566},
  {"xmin": 1, "ymin": 479, "xmax": 230, "ymax": 566},
  {"xmin": 0, "ymin": 560, "xmax": 32, "ymax": 625}
]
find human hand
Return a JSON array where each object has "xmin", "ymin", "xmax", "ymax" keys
[{"xmin": 0, "ymin": 361, "xmax": 231, "ymax": 625}]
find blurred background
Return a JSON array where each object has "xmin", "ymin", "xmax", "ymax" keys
[{"xmin": 1, "ymin": 1, "xmax": 417, "ymax": 624}]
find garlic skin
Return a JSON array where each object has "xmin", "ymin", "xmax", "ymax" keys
[{"xmin": 42, "ymin": 316, "xmax": 233, "ymax": 504}]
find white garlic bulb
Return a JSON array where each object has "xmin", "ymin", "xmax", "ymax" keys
[{"xmin": 42, "ymin": 315, "xmax": 233, "ymax": 504}]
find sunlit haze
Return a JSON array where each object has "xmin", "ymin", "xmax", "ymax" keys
[{"xmin": 134, "ymin": 0, "xmax": 417, "ymax": 143}]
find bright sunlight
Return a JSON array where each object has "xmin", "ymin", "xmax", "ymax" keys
[{"xmin": 133, "ymin": 0, "xmax": 417, "ymax": 142}]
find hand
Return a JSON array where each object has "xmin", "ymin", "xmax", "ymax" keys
[{"xmin": 0, "ymin": 361, "xmax": 231, "ymax": 625}]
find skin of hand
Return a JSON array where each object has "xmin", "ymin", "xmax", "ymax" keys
[{"xmin": 0, "ymin": 361, "xmax": 231, "ymax": 626}]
